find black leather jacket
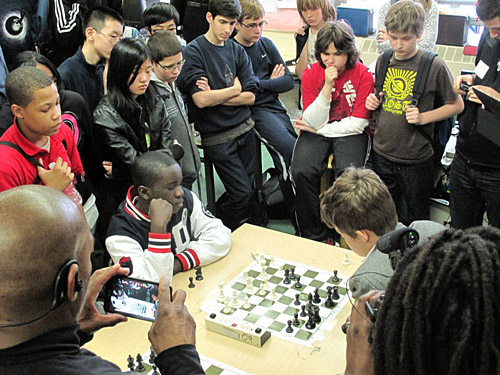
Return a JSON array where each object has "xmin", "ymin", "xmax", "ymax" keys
[{"xmin": 93, "ymin": 90, "xmax": 174, "ymax": 184}]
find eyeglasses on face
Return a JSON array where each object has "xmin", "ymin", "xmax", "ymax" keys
[
  {"xmin": 240, "ymin": 20, "xmax": 268, "ymax": 29},
  {"xmin": 157, "ymin": 59, "xmax": 185, "ymax": 71}
]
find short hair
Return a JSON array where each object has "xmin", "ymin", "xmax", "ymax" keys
[
  {"xmin": 83, "ymin": 5, "xmax": 124, "ymax": 36},
  {"xmin": 209, "ymin": 0, "xmax": 242, "ymax": 19},
  {"xmin": 320, "ymin": 168, "xmax": 397, "ymax": 237},
  {"xmin": 315, "ymin": 21, "xmax": 359, "ymax": 70},
  {"xmin": 131, "ymin": 151, "xmax": 178, "ymax": 188},
  {"xmin": 5, "ymin": 66, "xmax": 54, "ymax": 107},
  {"xmin": 12, "ymin": 51, "xmax": 64, "ymax": 93},
  {"xmin": 385, "ymin": 0, "xmax": 425, "ymax": 36},
  {"xmin": 143, "ymin": 3, "xmax": 180, "ymax": 29},
  {"xmin": 296, "ymin": 0, "xmax": 336, "ymax": 25},
  {"xmin": 147, "ymin": 31, "xmax": 182, "ymax": 62},
  {"xmin": 239, "ymin": 0, "xmax": 265, "ymax": 22},
  {"xmin": 373, "ymin": 226, "xmax": 500, "ymax": 375},
  {"xmin": 477, "ymin": 0, "xmax": 500, "ymax": 21}
]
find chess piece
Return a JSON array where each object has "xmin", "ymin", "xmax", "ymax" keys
[
  {"xmin": 293, "ymin": 312, "xmax": 300, "ymax": 326},
  {"xmin": 342, "ymin": 250, "xmax": 351, "ymax": 265},
  {"xmin": 151, "ymin": 365, "xmax": 160, "ymax": 375},
  {"xmin": 300, "ymin": 304, "xmax": 307, "ymax": 317},
  {"xmin": 217, "ymin": 281, "xmax": 226, "ymax": 303},
  {"xmin": 269, "ymin": 255, "xmax": 275, "ymax": 266},
  {"xmin": 188, "ymin": 277, "xmax": 195, "ymax": 288},
  {"xmin": 290, "ymin": 267, "xmax": 296, "ymax": 280},
  {"xmin": 305, "ymin": 311, "xmax": 316, "ymax": 329},
  {"xmin": 325, "ymin": 289, "xmax": 334, "ymax": 308},
  {"xmin": 294, "ymin": 293, "xmax": 301, "ymax": 305},
  {"xmin": 313, "ymin": 288, "xmax": 321, "ymax": 304},
  {"xmin": 127, "ymin": 355, "xmax": 135, "ymax": 371},
  {"xmin": 243, "ymin": 295, "xmax": 251, "ymax": 309},
  {"xmin": 195, "ymin": 266, "xmax": 204, "ymax": 281},
  {"xmin": 332, "ymin": 285, "xmax": 340, "ymax": 300},
  {"xmin": 294, "ymin": 275, "xmax": 302, "ymax": 289},
  {"xmin": 278, "ymin": 264, "xmax": 284, "ymax": 277},
  {"xmin": 283, "ymin": 269, "xmax": 291, "ymax": 284},
  {"xmin": 136, "ymin": 353, "xmax": 146, "ymax": 372},
  {"xmin": 269, "ymin": 286, "xmax": 277, "ymax": 299},
  {"xmin": 231, "ymin": 290, "xmax": 239, "ymax": 307},
  {"xmin": 148, "ymin": 348, "xmax": 156, "ymax": 364},
  {"xmin": 313, "ymin": 306, "xmax": 321, "ymax": 323},
  {"xmin": 332, "ymin": 269, "xmax": 339, "ymax": 282},
  {"xmin": 243, "ymin": 270, "xmax": 249, "ymax": 282},
  {"xmin": 258, "ymin": 283, "xmax": 266, "ymax": 296},
  {"xmin": 245, "ymin": 277, "xmax": 254, "ymax": 293},
  {"xmin": 223, "ymin": 299, "xmax": 232, "ymax": 313},
  {"xmin": 286, "ymin": 320, "xmax": 294, "ymax": 333}
]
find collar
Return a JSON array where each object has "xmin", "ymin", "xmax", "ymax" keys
[
  {"xmin": 9, "ymin": 119, "xmax": 49, "ymax": 157},
  {"xmin": 364, "ymin": 244, "xmax": 377, "ymax": 261},
  {"xmin": 76, "ymin": 47, "xmax": 105, "ymax": 74},
  {"xmin": 124, "ymin": 186, "xmax": 151, "ymax": 222},
  {"xmin": 151, "ymin": 71, "xmax": 174, "ymax": 93}
]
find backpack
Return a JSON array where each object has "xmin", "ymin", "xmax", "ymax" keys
[
  {"xmin": 374, "ymin": 49, "xmax": 454, "ymax": 165},
  {"xmin": 261, "ymin": 167, "xmax": 289, "ymax": 219}
]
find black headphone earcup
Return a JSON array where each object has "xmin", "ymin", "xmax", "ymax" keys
[{"xmin": 51, "ymin": 259, "xmax": 79, "ymax": 310}]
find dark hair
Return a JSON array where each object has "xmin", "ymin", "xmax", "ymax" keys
[
  {"xmin": 315, "ymin": 21, "xmax": 359, "ymax": 70},
  {"xmin": 477, "ymin": 0, "xmax": 500, "ymax": 21},
  {"xmin": 107, "ymin": 38, "xmax": 152, "ymax": 124},
  {"xmin": 12, "ymin": 51, "xmax": 64, "ymax": 93},
  {"xmin": 373, "ymin": 226, "xmax": 500, "ymax": 375},
  {"xmin": 6, "ymin": 66, "xmax": 54, "ymax": 107},
  {"xmin": 132, "ymin": 151, "xmax": 178, "ymax": 187},
  {"xmin": 209, "ymin": 0, "xmax": 242, "ymax": 19},
  {"xmin": 143, "ymin": 3, "xmax": 180, "ymax": 29},
  {"xmin": 83, "ymin": 5, "xmax": 124, "ymax": 37},
  {"xmin": 148, "ymin": 31, "xmax": 182, "ymax": 62}
]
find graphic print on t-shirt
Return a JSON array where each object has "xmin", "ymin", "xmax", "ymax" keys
[
  {"xmin": 382, "ymin": 67, "xmax": 416, "ymax": 115},
  {"xmin": 328, "ymin": 79, "xmax": 356, "ymax": 122}
]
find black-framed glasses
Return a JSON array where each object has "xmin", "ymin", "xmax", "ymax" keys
[
  {"xmin": 93, "ymin": 28, "xmax": 120, "ymax": 44},
  {"xmin": 157, "ymin": 59, "xmax": 185, "ymax": 72},
  {"xmin": 149, "ymin": 25, "xmax": 177, "ymax": 34},
  {"xmin": 241, "ymin": 20, "xmax": 268, "ymax": 29}
]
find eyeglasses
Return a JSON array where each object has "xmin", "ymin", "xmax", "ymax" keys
[
  {"xmin": 93, "ymin": 28, "xmax": 120, "ymax": 44},
  {"xmin": 157, "ymin": 59, "xmax": 185, "ymax": 72},
  {"xmin": 240, "ymin": 20, "xmax": 268, "ymax": 29},
  {"xmin": 149, "ymin": 25, "xmax": 177, "ymax": 34}
]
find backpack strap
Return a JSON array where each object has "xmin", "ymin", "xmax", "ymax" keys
[
  {"xmin": 0, "ymin": 141, "xmax": 43, "ymax": 184},
  {"xmin": 374, "ymin": 49, "xmax": 394, "ymax": 96},
  {"xmin": 411, "ymin": 51, "xmax": 437, "ymax": 106}
]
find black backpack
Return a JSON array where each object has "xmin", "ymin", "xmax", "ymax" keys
[{"xmin": 374, "ymin": 49, "xmax": 454, "ymax": 164}]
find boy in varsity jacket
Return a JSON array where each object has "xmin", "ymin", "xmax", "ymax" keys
[{"xmin": 106, "ymin": 151, "xmax": 231, "ymax": 282}]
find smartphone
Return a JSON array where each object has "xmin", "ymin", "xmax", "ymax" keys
[
  {"xmin": 460, "ymin": 83, "xmax": 471, "ymax": 92},
  {"xmin": 104, "ymin": 276, "xmax": 161, "ymax": 322}
]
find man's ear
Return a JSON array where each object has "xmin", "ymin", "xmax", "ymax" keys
[
  {"xmin": 206, "ymin": 12, "xmax": 213, "ymax": 24},
  {"xmin": 354, "ymin": 229, "xmax": 371, "ymax": 243},
  {"xmin": 235, "ymin": 21, "xmax": 242, "ymax": 31},
  {"xmin": 66, "ymin": 263, "xmax": 81, "ymax": 303},
  {"xmin": 11, "ymin": 104, "xmax": 24, "ymax": 119},
  {"xmin": 85, "ymin": 26, "xmax": 96, "ymax": 42},
  {"xmin": 137, "ymin": 185, "xmax": 151, "ymax": 200}
]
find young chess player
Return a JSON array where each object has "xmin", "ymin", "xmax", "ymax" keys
[{"xmin": 106, "ymin": 151, "xmax": 231, "ymax": 282}]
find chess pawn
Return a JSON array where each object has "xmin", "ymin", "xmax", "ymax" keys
[
  {"xmin": 223, "ymin": 299, "xmax": 232, "ymax": 314},
  {"xmin": 243, "ymin": 270, "xmax": 249, "ymax": 282},
  {"xmin": 269, "ymin": 255, "xmax": 275, "ymax": 266},
  {"xmin": 269, "ymin": 286, "xmax": 277, "ymax": 300},
  {"xmin": 217, "ymin": 281, "xmax": 226, "ymax": 303},
  {"xmin": 258, "ymin": 283, "xmax": 266, "ymax": 296},
  {"xmin": 231, "ymin": 290, "xmax": 239, "ymax": 307},
  {"xmin": 243, "ymin": 295, "xmax": 251, "ymax": 309},
  {"xmin": 244, "ymin": 277, "xmax": 254, "ymax": 293},
  {"xmin": 342, "ymin": 250, "xmax": 351, "ymax": 265}
]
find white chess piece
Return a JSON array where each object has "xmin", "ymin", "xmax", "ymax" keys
[
  {"xmin": 223, "ymin": 299, "xmax": 232, "ymax": 314},
  {"xmin": 243, "ymin": 270, "xmax": 249, "ymax": 282},
  {"xmin": 243, "ymin": 295, "xmax": 251, "ymax": 309},
  {"xmin": 217, "ymin": 281, "xmax": 225, "ymax": 303},
  {"xmin": 269, "ymin": 286, "xmax": 277, "ymax": 300},
  {"xmin": 231, "ymin": 290, "xmax": 239, "ymax": 307},
  {"xmin": 342, "ymin": 249, "xmax": 351, "ymax": 265},
  {"xmin": 258, "ymin": 283, "xmax": 266, "ymax": 296},
  {"xmin": 245, "ymin": 277, "xmax": 254, "ymax": 293},
  {"xmin": 269, "ymin": 255, "xmax": 275, "ymax": 266}
]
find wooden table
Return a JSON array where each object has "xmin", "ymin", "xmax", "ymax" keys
[{"xmin": 86, "ymin": 224, "xmax": 362, "ymax": 374}]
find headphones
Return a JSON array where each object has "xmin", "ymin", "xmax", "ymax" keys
[{"xmin": 0, "ymin": 259, "xmax": 82, "ymax": 328}]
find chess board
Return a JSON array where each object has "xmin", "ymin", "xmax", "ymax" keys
[
  {"xmin": 200, "ymin": 255, "xmax": 350, "ymax": 346},
  {"xmin": 125, "ymin": 350, "xmax": 250, "ymax": 375}
]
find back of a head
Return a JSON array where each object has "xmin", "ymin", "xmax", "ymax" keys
[
  {"xmin": 0, "ymin": 186, "xmax": 87, "ymax": 322},
  {"xmin": 143, "ymin": 3, "xmax": 180, "ymax": 28},
  {"xmin": 12, "ymin": 51, "xmax": 63, "ymax": 93},
  {"xmin": 476, "ymin": 0, "xmax": 500, "ymax": 22},
  {"xmin": 239, "ymin": 0, "xmax": 265, "ymax": 22},
  {"xmin": 320, "ymin": 167, "xmax": 397, "ymax": 237},
  {"xmin": 132, "ymin": 151, "xmax": 178, "ymax": 188},
  {"xmin": 315, "ymin": 21, "xmax": 359, "ymax": 70},
  {"xmin": 148, "ymin": 31, "xmax": 182, "ymax": 63},
  {"xmin": 385, "ymin": 0, "xmax": 425, "ymax": 36},
  {"xmin": 373, "ymin": 226, "xmax": 500, "ymax": 375},
  {"xmin": 5, "ymin": 66, "xmax": 53, "ymax": 108},
  {"xmin": 84, "ymin": 5, "xmax": 124, "ymax": 36},
  {"xmin": 209, "ymin": 0, "xmax": 242, "ymax": 19},
  {"xmin": 296, "ymin": 0, "xmax": 337, "ymax": 25}
]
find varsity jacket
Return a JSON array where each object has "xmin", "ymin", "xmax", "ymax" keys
[{"xmin": 106, "ymin": 186, "xmax": 231, "ymax": 281}]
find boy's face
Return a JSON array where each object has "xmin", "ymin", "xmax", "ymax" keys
[
  {"xmin": 147, "ymin": 19, "xmax": 177, "ymax": 36},
  {"xmin": 90, "ymin": 18, "xmax": 123, "ymax": 59},
  {"xmin": 301, "ymin": 7, "xmax": 324, "ymax": 28},
  {"xmin": 321, "ymin": 42, "xmax": 348, "ymax": 73},
  {"xmin": 129, "ymin": 59, "xmax": 153, "ymax": 97},
  {"xmin": 483, "ymin": 16, "xmax": 500, "ymax": 41},
  {"xmin": 147, "ymin": 164, "xmax": 184, "ymax": 213},
  {"xmin": 206, "ymin": 13, "xmax": 237, "ymax": 44},
  {"xmin": 334, "ymin": 226, "xmax": 370, "ymax": 258},
  {"xmin": 236, "ymin": 16, "xmax": 265, "ymax": 45},
  {"xmin": 387, "ymin": 31, "xmax": 419, "ymax": 60},
  {"xmin": 13, "ymin": 83, "xmax": 62, "ymax": 139},
  {"xmin": 154, "ymin": 52, "xmax": 184, "ymax": 83}
]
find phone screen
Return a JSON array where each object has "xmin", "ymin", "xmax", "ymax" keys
[{"xmin": 104, "ymin": 276, "xmax": 159, "ymax": 322}]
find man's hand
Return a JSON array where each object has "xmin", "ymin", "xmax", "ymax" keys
[
  {"xmin": 468, "ymin": 84, "xmax": 500, "ymax": 105},
  {"xmin": 325, "ymin": 66, "xmax": 338, "ymax": 86},
  {"xmin": 294, "ymin": 25, "xmax": 306, "ymax": 38},
  {"xmin": 454, "ymin": 74, "xmax": 475, "ymax": 95},
  {"xmin": 233, "ymin": 76, "xmax": 242, "ymax": 93},
  {"xmin": 102, "ymin": 161, "xmax": 113, "ymax": 179},
  {"xmin": 406, "ymin": 106, "xmax": 423, "ymax": 124},
  {"xmin": 344, "ymin": 290, "xmax": 383, "ymax": 375},
  {"xmin": 78, "ymin": 264, "xmax": 129, "ymax": 335},
  {"xmin": 149, "ymin": 198, "xmax": 173, "ymax": 234},
  {"xmin": 294, "ymin": 118, "xmax": 317, "ymax": 133},
  {"xmin": 270, "ymin": 64, "xmax": 285, "ymax": 79},
  {"xmin": 37, "ymin": 157, "xmax": 74, "ymax": 191},
  {"xmin": 195, "ymin": 77, "xmax": 211, "ymax": 91},
  {"xmin": 365, "ymin": 93, "xmax": 382, "ymax": 111},
  {"xmin": 148, "ymin": 277, "xmax": 196, "ymax": 354},
  {"xmin": 376, "ymin": 28, "xmax": 388, "ymax": 44}
]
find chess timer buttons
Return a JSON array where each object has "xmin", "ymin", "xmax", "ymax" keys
[{"xmin": 205, "ymin": 313, "xmax": 271, "ymax": 347}]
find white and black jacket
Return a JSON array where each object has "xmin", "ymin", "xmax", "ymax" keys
[{"xmin": 106, "ymin": 186, "xmax": 231, "ymax": 281}]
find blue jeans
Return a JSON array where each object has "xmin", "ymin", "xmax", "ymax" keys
[
  {"xmin": 450, "ymin": 154, "xmax": 500, "ymax": 229},
  {"xmin": 372, "ymin": 151, "xmax": 434, "ymax": 226}
]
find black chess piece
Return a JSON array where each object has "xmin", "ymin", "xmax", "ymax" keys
[
  {"xmin": 286, "ymin": 319, "xmax": 294, "ymax": 333},
  {"xmin": 305, "ymin": 311, "xmax": 316, "ymax": 329},
  {"xmin": 152, "ymin": 365, "xmax": 160, "ymax": 375},
  {"xmin": 136, "ymin": 353, "xmax": 146, "ymax": 372},
  {"xmin": 283, "ymin": 271, "xmax": 291, "ymax": 285},
  {"xmin": 149, "ymin": 348, "xmax": 156, "ymax": 364},
  {"xmin": 294, "ymin": 275, "xmax": 302, "ymax": 289},
  {"xmin": 325, "ymin": 289, "xmax": 334, "ymax": 308},
  {"xmin": 188, "ymin": 276, "xmax": 196, "ymax": 288},
  {"xmin": 313, "ymin": 306, "xmax": 321, "ymax": 323},
  {"xmin": 332, "ymin": 269, "xmax": 339, "ymax": 282},
  {"xmin": 332, "ymin": 285, "xmax": 340, "ymax": 300},
  {"xmin": 294, "ymin": 293, "xmax": 301, "ymax": 305},
  {"xmin": 290, "ymin": 267, "xmax": 296, "ymax": 280},
  {"xmin": 127, "ymin": 355, "xmax": 135, "ymax": 371},
  {"xmin": 284, "ymin": 268, "xmax": 290, "ymax": 277},
  {"xmin": 313, "ymin": 288, "xmax": 321, "ymax": 304},
  {"xmin": 195, "ymin": 267, "xmax": 204, "ymax": 281},
  {"xmin": 293, "ymin": 312, "xmax": 300, "ymax": 326},
  {"xmin": 300, "ymin": 304, "xmax": 307, "ymax": 317}
]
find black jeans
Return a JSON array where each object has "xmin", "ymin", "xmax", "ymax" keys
[
  {"xmin": 450, "ymin": 154, "xmax": 500, "ymax": 229},
  {"xmin": 372, "ymin": 151, "xmax": 434, "ymax": 226}
]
